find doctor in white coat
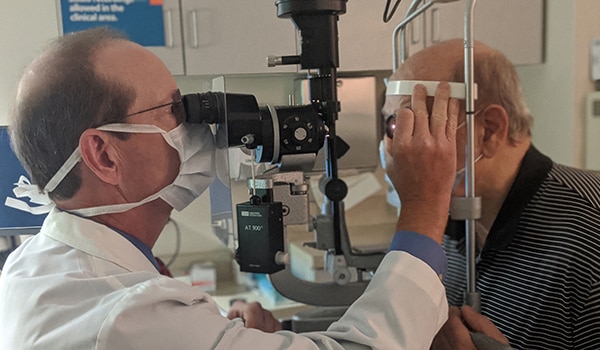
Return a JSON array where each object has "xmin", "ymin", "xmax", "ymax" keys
[{"xmin": 0, "ymin": 27, "xmax": 473, "ymax": 349}]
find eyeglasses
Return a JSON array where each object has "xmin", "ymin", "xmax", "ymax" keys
[{"xmin": 126, "ymin": 89, "xmax": 185, "ymax": 123}]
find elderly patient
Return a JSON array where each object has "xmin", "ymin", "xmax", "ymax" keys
[{"xmin": 382, "ymin": 38, "xmax": 600, "ymax": 350}]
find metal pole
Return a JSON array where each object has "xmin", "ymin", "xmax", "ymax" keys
[
  {"xmin": 463, "ymin": 0, "xmax": 480, "ymax": 312},
  {"xmin": 392, "ymin": 0, "xmax": 430, "ymax": 71}
]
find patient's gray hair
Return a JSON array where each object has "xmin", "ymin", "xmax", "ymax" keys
[{"xmin": 452, "ymin": 47, "xmax": 533, "ymax": 143}]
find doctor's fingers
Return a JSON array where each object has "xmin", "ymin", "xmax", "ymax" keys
[
  {"xmin": 390, "ymin": 106, "xmax": 415, "ymax": 145},
  {"xmin": 430, "ymin": 82, "xmax": 459, "ymax": 140},
  {"xmin": 393, "ymin": 83, "xmax": 459, "ymax": 141},
  {"xmin": 409, "ymin": 83, "xmax": 430, "ymax": 138},
  {"xmin": 238, "ymin": 301, "xmax": 282, "ymax": 333},
  {"xmin": 461, "ymin": 306, "xmax": 509, "ymax": 345},
  {"xmin": 431, "ymin": 306, "xmax": 478, "ymax": 350}
]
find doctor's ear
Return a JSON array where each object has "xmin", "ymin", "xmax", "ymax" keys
[
  {"xmin": 78, "ymin": 129, "xmax": 121, "ymax": 185},
  {"xmin": 479, "ymin": 104, "xmax": 509, "ymax": 158}
]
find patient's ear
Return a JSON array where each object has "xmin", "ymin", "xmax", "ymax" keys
[
  {"xmin": 480, "ymin": 104, "xmax": 509, "ymax": 158},
  {"xmin": 78, "ymin": 129, "xmax": 121, "ymax": 185}
]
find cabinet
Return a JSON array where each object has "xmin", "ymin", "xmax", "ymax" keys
[
  {"xmin": 404, "ymin": 0, "xmax": 545, "ymax": 66},
  {"xmin": 109, "ymin": 0, "xmax": 299, "ymax": 76},
  {"xmin": 146, "ymin": 0, "xmax": 545, "ymax": 74},
  {"xmin": 152, "ymin": 0, "xmax": 185, "ymax": 75},
  {"xmin": 5, "ymin": 0, "xmax": 544, "ymax": 81},
  {"xmin": 180, "ymin": 0, "xmax": 298, "ymax": 75},
  {"xmin": 327, "ymin": 0, "xmax": 545, "ymax": 72},
  {"xmin": 54, "ymin": 0, "xmax": 298, "ymax": 76}
]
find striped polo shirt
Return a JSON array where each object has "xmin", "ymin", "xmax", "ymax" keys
[{"xmin": 443, "ymin": 146, "xmax": 600, "ymax": 350}]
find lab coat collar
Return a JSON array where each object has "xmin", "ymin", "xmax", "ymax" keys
[
  {"xmin": 40, "ymin": 208, "xmax": 159, "ymax": 274},
  {"xmin": 111, "ymin": 227, "xmax": 161, "ymax": 271}
]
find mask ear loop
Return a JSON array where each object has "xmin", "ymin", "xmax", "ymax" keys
[
  {"xmin": 44, "ymin": 148, "xmax": 82, "ymax": 194},
  {"xmin": 452, "ymin": 152, "xmax": 483, "ymax": 193},
  {"xmin": 45, "ymin": 124, "xmax": 170, "ymax": 195},
  {"xmin": 457, "ymin": 108, "xmax": 485, "ymax": 130}
]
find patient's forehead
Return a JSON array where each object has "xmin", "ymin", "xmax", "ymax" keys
[{"xmin": 381, "ymin": 94, "xmax": 406, "ymax": 118}]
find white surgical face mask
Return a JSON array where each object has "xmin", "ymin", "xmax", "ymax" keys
[
  {"xmin": 452, "ymin": 152, "xmax": 483, "ymax": 193},
  {"xmin": 7, "ymin": 122, "xmax": 216, "ymax": 217},
  {"xmin": 452, "ymin": 109, "xmax": 484, "ymax": 193},
  {"xmin": 378, "ymin": 140, "xmax": 401, "ymax": 210}
]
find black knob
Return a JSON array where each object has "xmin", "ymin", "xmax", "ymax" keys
[{"xmin": 324, "ymin": 178, "xmax": 347, "ymax": 202}]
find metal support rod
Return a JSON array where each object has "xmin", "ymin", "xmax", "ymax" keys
[
  {"xmin": 313, "ymin": 66, "xmax": 343, "ymax": 255},
  {"xmin": 463, "ymin": 0, "xmax": 480, "ymax": 312},
  {"xmin": 392, "ymin": 0, "xmax": 431, "ymax": 71},
  {"xmin": 399, "ymin": 0, "xmax": 422, "ymax": 66}
]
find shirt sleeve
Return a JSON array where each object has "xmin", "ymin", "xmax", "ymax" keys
[{"xmin": 389, "ymin": 230, "xmax": 448, "ymax": 281}]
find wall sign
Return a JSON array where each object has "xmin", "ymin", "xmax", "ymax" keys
[
  {"xmin": 59, "ymin": 0, "xmax": 166, "ymax": 46},
  {"xmin": 0, "ymin": 127, "xmax": 46, "ymax": 236}
]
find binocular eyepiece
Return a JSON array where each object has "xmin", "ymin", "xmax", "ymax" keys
[{"xmin": 182, "ymin": 92, "xmax": 326, "ymax": 165}]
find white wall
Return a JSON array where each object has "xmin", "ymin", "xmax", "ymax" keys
[
  {"xmin": 574, "ymin": 0, "xmax": 600, "ymax": 168},
  {"xmin": 517, "ymin": 0, "xmax": 600, "ymax": 167},
  {"xmin": 0, "ymin": 2, "xmax": 60, "ymax": 125}
]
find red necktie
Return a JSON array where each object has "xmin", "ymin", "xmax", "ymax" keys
[{"xmin": 155, "ymin": 257, "xmax": 173, "ymax": 277}]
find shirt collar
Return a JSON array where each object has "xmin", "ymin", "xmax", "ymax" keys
[
  {"xmin": 447, "ymin": 145, "xmax": 553, "ymax": 251},
  {"xmin": 110, "ymin": 227, "xmax": 160, "ymax": 271}
]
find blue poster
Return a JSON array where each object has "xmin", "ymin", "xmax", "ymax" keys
[
  {"xmin": 59, "ymin": 0, "xmax": 166, "ymax": 47},
  {"xmin": 0, "ymin": 127, "xmax": 46, "ymax": 236}
]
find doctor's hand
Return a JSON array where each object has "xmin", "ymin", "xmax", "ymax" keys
[
  {"xmin": 227, "ymin": 300, "xmax": 282, "ymax": 333},
  {"xmin": 386, "ymin": 82, "xmax": 460, "ymax": 243},
  {"xmin": 431, "ymin": 306, "xmax": 510, "ymax": 350}
]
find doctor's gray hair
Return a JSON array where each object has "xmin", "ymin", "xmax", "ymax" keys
[{"xmin": 9, "ymin": 27, "xmax": 135, "ymax": 201}]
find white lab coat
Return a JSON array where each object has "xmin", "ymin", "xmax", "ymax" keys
[{"xmin": 0, "ymin": 208, "xmax": 448, "ymax": 349}]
